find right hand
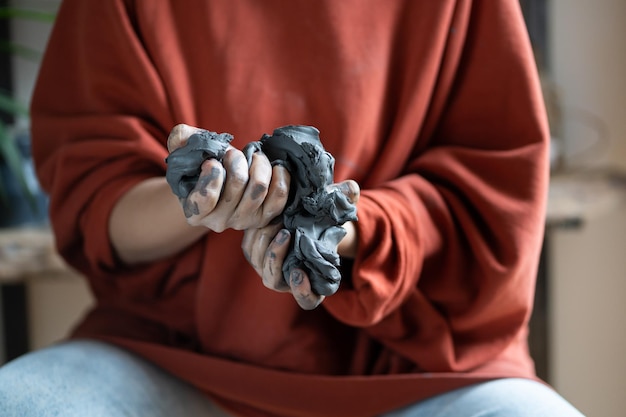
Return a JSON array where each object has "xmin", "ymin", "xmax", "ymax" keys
[
  {"xmin": 167, "ymin": 124, "xmax": 291, "ymax": 232},
  {"xmin": 241, "ymin": 179, "xmax": 360, "ymax": 310}
]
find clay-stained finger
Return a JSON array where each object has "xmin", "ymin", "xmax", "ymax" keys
[
  {"xmin": 234, "ymin": 152, "xmax": 272, "ymax": 225},
  {"xmin": 249, "ymin": 224, "xmax": 280, "ymax": 272},
  {"xmin": 332, "ymin": 180, "xmax": 360, "ymax": 204},
  {"xmin": 184, "ymin": 159, "xmax": 224, "ymax": 224},
  {"xmin": 262, "ymin": 229, "xmax": 291, "ymax": 292},
  {"xmin": 288, "ymin": 268, "xmax": 324, "ymax": 310},
  {"xmin": 221, "ymin": 148, "xmax": 250, "ymax": 203},
  {"xmin": 241, "ymin": 228, "xmax": 263, "ymax": 275},
  {"xmin": 241, "ymin": 224, "xmax": 284, "ymax": 280},
  {"xmin": 261, "ymin": 164, "xmax": 291, "ymax": 224},
  {"xmin": 206, "ymin": 149, "xmax": 249, "ymax": 229}
]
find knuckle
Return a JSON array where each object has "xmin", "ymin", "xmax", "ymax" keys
[
  {"xmin": 228, "ymin": 170, "xmax": 248, "ymax": 188},
  {"xmin": 274, "ymin": 180, "xmax": 290, "ymax": 200},
  {"xmin": 249, "ymin": 180, "xmax": 269, "ymax": 200},
  {"xmin": 272, "ymin": 167, "xmax": 290, "ymax": 197}
]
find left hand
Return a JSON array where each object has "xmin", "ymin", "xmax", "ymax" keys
[
  {"xmin": 167, "ymin": 124, "xmax": 291, "ymax": 232},
  {"xmin": 242, "ymin": 222, "xmax": 325, "ymax": 310}
]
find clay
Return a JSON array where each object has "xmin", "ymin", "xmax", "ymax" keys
[
  {"xmin": 243, "ymin": 126, "xmax": 358, "ymax": 296},
  {"xmin": 165, "ymin": 125, "xmax": 357, "ymax": 297},
  {"xmin": 165, "ymin": 129, "xmax": 233, "ymax": 199}
]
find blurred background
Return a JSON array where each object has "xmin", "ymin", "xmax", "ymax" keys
[{"xmin": 0, "ymin": 1, "xmax": 625, "ymax": 416}]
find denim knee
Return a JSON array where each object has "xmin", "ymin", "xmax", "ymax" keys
[
  {"xmin": 382, "ymin": 378, "xmax": 585, "ymax": 417},
  {"xmin": 0, "ymin": 339, "xmax": 224, "ymax": 417}
]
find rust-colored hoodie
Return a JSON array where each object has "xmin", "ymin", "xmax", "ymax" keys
[{"xmin": 31, "ymin": 1, "xmax": 549, "ymax": 416}]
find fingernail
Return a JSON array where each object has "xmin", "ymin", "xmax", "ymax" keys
[
  {"xmin": 275, "ymin": 229, "xmax": 289, "ymax": 245},
  {"xmin": 183, "ymin": 200, "xmax": 199, "ymax": 218},
  {"xmin": 290, "ymin": 270, "xmax": 303, "ymax": 286}
]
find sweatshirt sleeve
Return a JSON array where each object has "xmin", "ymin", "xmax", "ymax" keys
[
  {"xmin": 30, "ymin": 0, "xmax": 184, "ymax": 298},
  {"xmin": 323, "ymin": 1, "xmax": 550, "ymax": 371}
]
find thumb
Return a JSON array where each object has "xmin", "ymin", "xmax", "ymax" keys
[
  {"xmin": 167, "ymin": 123, "xmax": 204, "ymax": 153},
  {"xmin": 334, "ymin": 179, "xmax": 360, "ymax": 204}
]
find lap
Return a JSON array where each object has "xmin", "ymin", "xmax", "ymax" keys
[
  {"xmin": 0, "ymin": 339, "xmax": 228, "ymax": 417},
  {"xmin": 0, "ymin": 340, "xmax": 583, "ymax": 417}
]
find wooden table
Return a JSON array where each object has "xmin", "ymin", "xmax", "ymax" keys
[
  {"xmin": 0, "ymin": 227, "xmax": 67, "ymax": 282},
  {"xmin": 0, "ymin": 226, "xmax": 70, "ymax": 363}
]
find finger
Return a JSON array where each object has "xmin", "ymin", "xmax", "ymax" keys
[
  {"xmin": 333, "ymin": 179, "xmax": 360, "ymax": 204},
  {"xmin": 261, "ymin": 229, "xmax": 291, "ymax": 292},
  {"xmin": 288, "ymin": 268, "xmax": 324, "ymax": 310},
  {"xmin": 241, "ymin": 228, "xmax": 262, "ymax": 275},
  {"xmin": 208, "ymin": 148, "xmax": 250, "ymax": 228},
  {"xmin": 241, "ymin": 223, "xmax": 283, "ymax": 277},
  {"xmin": 249, "ymin": 223, "xmax": 281, "ymax": 274},
  {"xmin": 184, "ymin": 159, "xmax": 224, "ymax": 225},
  {"xmin": 167, "ymin": 123, "xmax": 203, "ymax": 153},
  {"xmin": 232, "ymin": 152, "xmax": 272, "ymax": 227},
  {"xmin": 337, "ymin": 220, "xmax": 358, "ymax": 258},
  {"xmin": 260, "ymin": 164, "xmax": 291, "ymax": 224}
]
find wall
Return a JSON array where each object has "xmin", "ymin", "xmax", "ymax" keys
[{"xmin": 549, "ymin": 1, "xmax": 626, "ymax": 416}]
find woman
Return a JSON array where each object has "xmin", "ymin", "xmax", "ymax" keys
[{"xmin": 0, "ymin": 1, "xmax": 583, "ymax": 416}]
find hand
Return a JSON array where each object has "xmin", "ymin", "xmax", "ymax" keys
[
  {"xmin": 241, "ymin": 179, "xmax": 360, "ymax": 310},
  {"xmin": 242, "ymin": 222, "xmax": 326, "ymax": 310},
  {"xmin": 167, "ymin": 124, "xmax": 290, "ymax": 232}
]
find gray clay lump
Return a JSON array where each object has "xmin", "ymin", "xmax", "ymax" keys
[
  {"xmin": 165, "ymin": 125, "xmax": 357, "ymax": 297},
  {"xmin": 165, "ymin": 129, "xmax": 233, "ymax": 199}
]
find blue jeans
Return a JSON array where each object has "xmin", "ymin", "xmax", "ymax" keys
[{"xmin": 0, "ymin": 340, "xmax": 584, "ymax": 417}]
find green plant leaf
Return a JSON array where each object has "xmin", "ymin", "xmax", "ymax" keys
[
  {"xmin": 0, "ymin": 4, "xmax": 55, "ymax": 214},
  {"xmin": 0, "ymin": 7, "xmax": 57, "ymax": 23},
  {"xmin": 0, "ymin": 122, "xmax": 35, "ymax": 209}
]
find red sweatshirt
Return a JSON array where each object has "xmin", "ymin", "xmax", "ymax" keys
[{"xmin": 31, "ymin": 1, "xmax": 549, "ymax": 416}]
